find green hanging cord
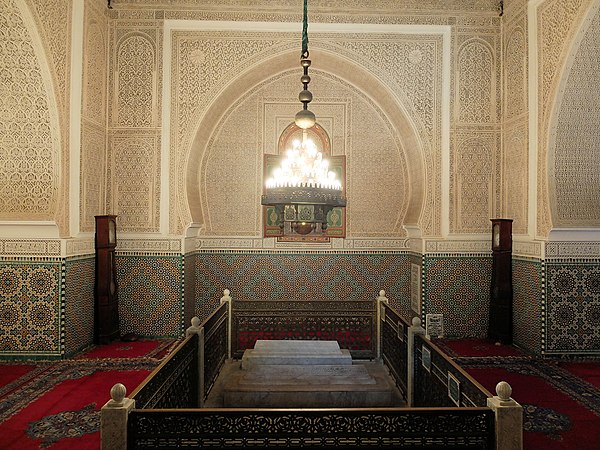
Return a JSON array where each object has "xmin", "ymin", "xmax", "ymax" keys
[{"xmin": 301, "ymin": 0, "xmax": 309, "ymax": 58}]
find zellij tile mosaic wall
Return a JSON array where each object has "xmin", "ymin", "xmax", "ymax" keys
[
  {"xmin": 190, "ymin": 251, "xmax": 413, "ymax": 323},
  {"xmin": 545, "ymin": 261, "xmax": 600, "ymax": 355},
  {"xmin": 0, "ymin": 260, "xmax": 63, "ymax": 358}
]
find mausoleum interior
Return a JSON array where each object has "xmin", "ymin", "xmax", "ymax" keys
[{"xmin": 1, "ymin": 0, "xmax": 600, "ymax": 364}]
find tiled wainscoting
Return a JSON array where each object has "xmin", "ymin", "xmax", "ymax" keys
[{"xmin": 1, "ymin": 248, "xmax": 598, "ymax": 359}]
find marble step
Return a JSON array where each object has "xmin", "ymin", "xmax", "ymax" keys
[{"xmin": 223, "ymin": 364, "xmax": 393, "ymax": 408}]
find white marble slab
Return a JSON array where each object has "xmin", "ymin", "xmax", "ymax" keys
[
  {"xmin": 253, "ymin": 340, "xmax": 342, "ymax": 353},
  {"xmin": 223, "ymin": 363, "xmax": 392, "ymax": 408},
  {"xmin": 241, "ymin": 340, "xmax": 353, "ymax": 369}
]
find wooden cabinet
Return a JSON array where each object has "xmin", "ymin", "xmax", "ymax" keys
[{"xmin": 95, "ymin": 215, "xmax": 120, "ymax": 344}]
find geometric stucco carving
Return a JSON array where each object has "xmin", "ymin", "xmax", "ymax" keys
[
  {"xmin": 450, "ymin": 132, "xmax": 498, "ymax": 233},
  {"xmin": 451, "ymin": 34, "xmax": 500, "ymax": 234},
  {"xmin": 457, "ymin": 38, "xmax": 496, "ymax": 124},
  {"xmin": 502, "ymin": 2, "xmax": 529, "ymax": 235},
  {"xmin": 27, "ymin": 0, "xmax": 72, "ymax": 235},
  {"xmin": 80, "ymin": 1, "xmax": 108, "ymax": 232},
  {"xmin": 171, "ymin": 28, "xmax": 442, "ymax": 238},
  {"xmin": 107, "ymin": 22, "xmax": 162, "ymax": 233},
  {"xmin": 113, "ymin": 33, "xmax": 157, "ymax": 128},
  {"xmin": 503, "ymin": 123, "xmax": 529, "ymax": 234},
  {"xmin": 504, "ymin": 26, "xmax": 528, "ymax": 121},
  {"xmin": 109, "ymin": 131, "xmax": 161, "ymax": 232},
  {"xmin": 549, "ymin": 2, "xmax": 600, "ymax": 227},
  {"xmin": 8, "ymin": 0, "xmax": 564, "ymax": 244},
  {"xmin": 0, "ymin": 0, "xmax": 60, "ymax": 221},
  {"xmin": 536, "ymin": 0, "xmax": 593, "ymax": 236},
  {"xmin": 112, "ymin": 0, "xmax": 501, "ymax": 15},
  {"xmin": 199, "ymin": 70, "xmax": 409, "ymax": 238}
]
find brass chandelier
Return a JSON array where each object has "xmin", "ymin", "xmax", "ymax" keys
[{"xmin": 261, "ymin": 0, "xmax": 346, "ymax": 235}]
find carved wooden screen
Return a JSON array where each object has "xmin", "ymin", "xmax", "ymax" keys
[{"xmin": 231, "ymin": 299, "xmax": 375, "ymax": 359}]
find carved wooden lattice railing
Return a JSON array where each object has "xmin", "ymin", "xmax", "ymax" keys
[
  {"xmin": 129, "ymin": 333, "xmax": 199, "ymax": 410},
  {"xmin": 231, "ymin": 299, "xmax": 376, "ymax": 359},
  {"xmin": 127, "ymin": 407, "xmax": 495, "ymax": 449},
  {"xmin": 413, "ymin": 334, "xmax": 492, "ymax": 408},
  {"xmin": 380, "ymin": 301, "xmax": 410, "ymax": 401},
  {"xmin": 201, "ymin": 301, "xmax": 228, "ymax": 401},
  {"xmin": 102, "ymin": 289, "xmax": 523, "ymax": 450}
]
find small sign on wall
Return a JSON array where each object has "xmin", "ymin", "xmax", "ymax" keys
[
  {"xmin": 448, "ymin": 372, "xmax": 461, "ymax": 406},
  {"xmin": 410, "ymin": 263, "xmax": 421, "ymax": 315},
  {"xmin": 421, "ymin": 345, "xmax": 431, "ymax": 372},
  {"xmin": 426, "ymin": 314, "xmax": 444, "ymax": 339}
]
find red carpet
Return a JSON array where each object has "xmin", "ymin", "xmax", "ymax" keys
[
  {"xmin": 559, "ymin": 361, "xmax": 600, "ymax": 390},
  {"xmin": 467, "ymin": 364, "xmax": 600, "ymax": 450},
  {"xmin": 433, "ymin": 338, "xmax": 526, "ymax": 358},
  {"xmin": 437, "ymin": 339, "xmax": 600, "ymax": 450},
  {"xmin": 75, "ymin": 338, "xmax": 176, "ymax": 359},
  {"xmin": 0, "ymin": 339, "xmax": 175, "ymax": 449},
  {"xmin": 0, "ymin": 364, "xmax": 38, "ymax": 389}
]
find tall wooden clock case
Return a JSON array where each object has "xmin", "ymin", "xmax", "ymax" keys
[
  {"xmin": 488, "ymin": 218, "xmax": 513, "ymax": 344},
  {"xmin": 95, "ymin": 215, "xmax": 120, "ymax": 344}
]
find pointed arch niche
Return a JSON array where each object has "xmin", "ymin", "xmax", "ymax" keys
[
  {"xmin": 548, "ymin": 3, "xmax": 600, "ymax": 231},
  {"xmin": 184, "ymin": 48, "xmax": 427, "ymax": 240}
]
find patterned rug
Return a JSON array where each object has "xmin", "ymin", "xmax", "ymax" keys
[
  {"xmin": 438, "ymin": 340, "xmax": 600, "ymax": 450},
  {"xmin": 0, "ymin": 339, "xmax": 176, "ymax": 449}
]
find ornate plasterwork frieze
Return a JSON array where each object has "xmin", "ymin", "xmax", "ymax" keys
[
  {"xmin": 0, "ymin": 239, "xmax": 61, "ymax": 257},
  {"xmin": 0, "ymin": 238, "xmax": 98, "ymax": 258},
  {"xmin": 545, "ymin": 241, "xmax": 600, "ymax": 259},
  {"xmin": 111, "ymin": 0, "xmax": 501, "ymax": 15},
  {"xmin": 197, "ymin": 238, "xmax": 255, "ymax": 250},
  {"xmin": 116, "ymin": 238, "xmax": 182, "ymax": 253},
  {"xmin": 513, "ymin": 240, "xmax": 543, "ymax": 258},
  {"xmin": 424, "ymin": 239, "xmax": 491, "ymax": 254},
  {"xmin": 65, "ymin": 239, "xmax": 95, "ymax": 257},
  {"xmin": 344, "ymin": 239, "xmax": 411, "ymax": 250},
  {"xmin": 194, "ymin": 238, "xmax": 411, "ymax": 252}
]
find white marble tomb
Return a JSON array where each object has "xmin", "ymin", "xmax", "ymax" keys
[{"xmin": 224, "ymin": 340, "xmax": 393, "ymax": 408}]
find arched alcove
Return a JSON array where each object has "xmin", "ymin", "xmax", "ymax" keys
[
  {"xmin": 548, "ymin": 3, "xmax": 600, "ymax": 229},
  {"xmin": 0, "ymin": 1, "xmax": 61, "ymax": 236},
  {"xmin": 185, "ymin": 48, "xmax": 426, "ymax": 236}
]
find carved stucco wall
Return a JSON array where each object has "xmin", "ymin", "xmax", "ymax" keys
[
  {"xmin": 80, "ymin": 0, "xmax": 108, "ymax": 232},
  {"xmin": 450, "ymin": 16, "xmax": 502, "ymax": 234},
  {"xmin": 104, "ymin": 1, "xmax": 508, "ymax": 239},
  {"xmin": 201, "ymin": 69, "xmax": 409, "ymax": 238},
  {"xmin": 27, "ymin": 0, "xmax": 71, "ymax": 236},
  {"xmin": 502, "ymin": 0, "xmax": 529, "ymax": 235},
  {"xmin": 107, "ymin": 18, "xmax": 163, "ymax": 233},
  {"xmin": 536, "ymin": 0, "xmax": 596, "ymax": 236},
  {"xmin": 172, "ymin": 30, "xmax": 441, "ymax": 238},
  {"xmin": 549, "ymin": 1, "xmax": 600, "ymax": 227},
  {"xmin": 4, "ymin": 0, "xmax": 598, "ymax": 241},
  {"xmin": 0, "ymin": 0, "xmax": 64, "ymax": 224}
]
